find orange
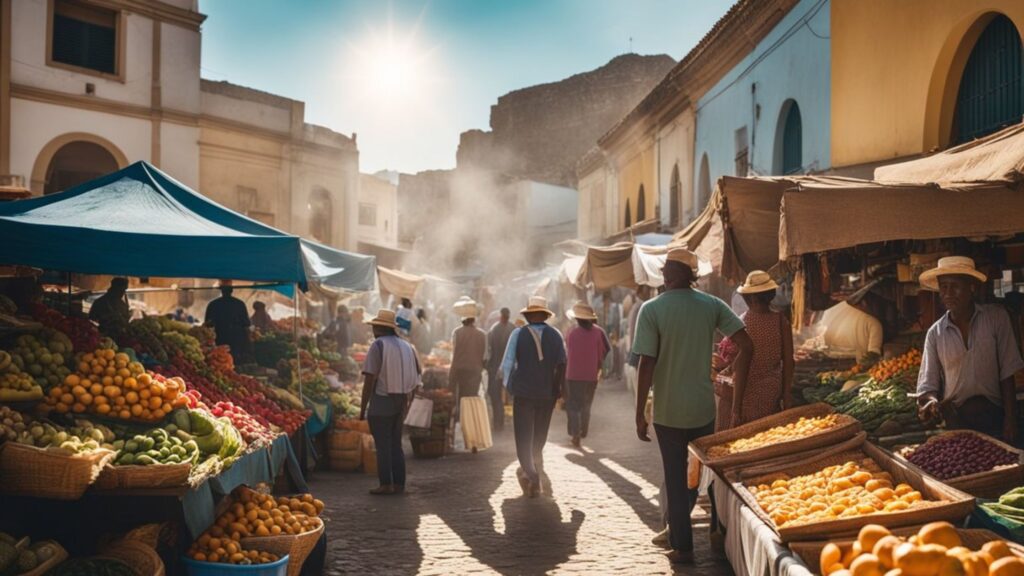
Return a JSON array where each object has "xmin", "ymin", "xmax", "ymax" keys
[
  {"xmin": 118, "ymin": 409, "xmax": 131, "ymax": 419},
  {"xmin": 142, "ymin": 409, "xmax": 152, "ymax": 419},
  {"xmin": 101, "ymin": 376, "xmax": 113, "ymax": 386},
  {"xmin": 140, "ymin": 389, "xmax": 151, "ymax": 400},
  {"xmin": 105, "ymin": 367, "xmax": 116, "ymax": 377},
  {"xmin": 114, "ymin": 396, "xmax": 126, "ymax": 407},
  {"xmin": 65, "ymin": 374, "xmax": 80, "ymax": 386},
  {"xmin": 78, "ymin": 361, "xmax": 90, "ymax": 373},
  {"xmin": 124, "ymin": 377, "xmax": 137, "ymax": 389},
  {"xmin": 113, "ymin": 376, "xmax": 123, "ymax": 386},
  {"xmin": 55, "ymin": 402, "xmax": 69, "ymax": 413},
  {"xmin": 49, "ymin": 387, "xmax": 62, "ymax": 399},
  {"xmin": 96, "ymin": 403, "xmax": 111, "ymax": 415},
  {"xmin": 79, "ymin": 392, "xmax": 93, "ymax": 405},
  {"xmin": 104, "ymin": 349, "xmax": 115, "ymax": 360},
  {"xmin": 162, "ymin": 402, "xmax": 173, "ymax": 413},
  {"xmin": 130, "ymin": 404, "xmax": 144, "ymax": 417},
  {"xmin": 79, "ymin": 378, "xmax": 92, "ymax": 389},
  {"xmin": 91, "ymin": 364, "xmax": 103, "ymax": 375},
  {"xmin": 149, "ymin": 396, "xmax": 162, "ymax": 410},
  {"xmin": 139, "ymin": 373, "xmax": 153, "ymax": 386},
  {"xmin": 152, "ymin": 408, "xmax": 165, "ymax": 420},
  {"xmin": 72, "ymin": 402, "xmax": 86, "ymax": 413},
  {"xmin": 60, "ymin": 393, "xmax": 74, "ymax": 405},
  {"xmin": 117, "ymin": 368, "xmax": 130, "ymax": 378},
  {"xmin": 125, "ymin": 391, "xmax": 139, "ymax": 404},
  {"xmin": 94, "ymin": 395, "xmax": 108, "ymax": 406},
  {"xmin": 89, "ymin": 383, "xmax": 103, "ymax": 395},
  {"xmin": 71, "ymin": 385, "xmax": 86, "ymax": 397},
  {"xmin": 103, "ymin": 385, "xmax": 120, "ymax": 398}
]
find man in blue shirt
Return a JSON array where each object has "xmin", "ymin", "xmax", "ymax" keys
[{"xmin": 501, "ymin": 296, "xmax": 566, "ymax": 498}]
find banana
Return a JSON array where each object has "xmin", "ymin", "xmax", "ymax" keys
[{"xmin": 0, "ymin": 351, "xmax": 11, "ymax": 372}]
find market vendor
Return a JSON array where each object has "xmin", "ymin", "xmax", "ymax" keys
[
  {"xmin": 89, "ymin": 277, "xmax": 130, "ymax": 338},
  {"xmin": 816, "ymin": 287, "xmax": 884, "ymax": 361},
  {"xmin": 916, "ymin": 256, "xmax": 1024, "ymax": 444},
  {"xmin": 204, "ymin": 280, "xmax": 251, "ymax": 363},
  {"xmin": 250, "ymin": 301, "xmax": 275, "ymax": 333}
]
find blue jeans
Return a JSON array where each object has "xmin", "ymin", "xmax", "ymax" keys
[
  {"xmin": 512, "ymin": 396, "xmax": 556, "ymax": 485},
  {"xmin": 565, "ymin": 380, "xmax": 597, "ymax": 438},
  {"xmin": 369, "ymin": 412, "xmax": 405, "ymax": 487}
]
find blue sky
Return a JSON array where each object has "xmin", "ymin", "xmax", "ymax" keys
[{"xmin": 200, "ymin": 1, "xmax": 734, "ymax": 174}]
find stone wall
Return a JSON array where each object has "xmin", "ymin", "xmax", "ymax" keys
[{"xmin": 457, "ymin": 53, "xmax": 676, "ymax": 187}]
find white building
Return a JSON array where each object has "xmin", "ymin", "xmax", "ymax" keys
[{"xmin": 357, "ymin": 171, "xmax": 402, "ymax": 267}]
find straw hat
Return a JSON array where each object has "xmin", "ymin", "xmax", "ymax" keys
[
  {"xmin": 737, "ymin": 270, "xmax": 779, "ymax": 294},
  {"xmin": 452, "ymin": 295, "xmax": 479, "ymax": 319},
  {"xmin": 666, "ymin": 247, "xmax": 712, "ymax": 277},
  {"xmin": 520, "ymin": 296, "xmax": 554, "ymax": 317},
  {"xmin": 366, "ymin": 309, "xmax": 398, "ymax": 329},
  {"xmin": 919, "ymin": 256, "xmax": 987, "ymax": 291},
  {"xmin": 566, "ymin": 301, "xmax": 598, "ymax": 321}
]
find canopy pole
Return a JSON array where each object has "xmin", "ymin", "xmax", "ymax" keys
[
  {"xmin": 66, "ymin": 273, "xmax": 72, "ymax": 317},
  {"xmin": 294, "ymin": 285, "xmax": 303, "ymax": 401}
]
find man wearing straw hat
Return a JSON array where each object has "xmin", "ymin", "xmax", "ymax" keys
[
  {"xmin": 500, "ymin": 296, "xmax": 567, "ymax": 497},
  {"xmin": 632, "ymin": 247, "xmax": 753, "ymax": 564},
  {"xmin": 359, "ymin": 309, "xmax": 422, "ymax": 495},
  {"xmin": 450, "ymin": 297, "xmax": 487, "ymax": 403},
  {"xmin": 916, "ymin": 256, "xmax": 1023, "ymax": 443},
  {"xmin": 564, "ymin": 301, "xmax": 610, "ymax": 450}
]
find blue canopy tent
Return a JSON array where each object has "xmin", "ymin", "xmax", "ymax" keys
[{"xmin": 0, "ymin": 161, "xmax": 376, "ymax": 291}]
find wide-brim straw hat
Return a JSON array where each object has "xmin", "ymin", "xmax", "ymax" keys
[
  {"xmin": 566, "ymin": 301, "xmax": 598, "ymax": 321},
  {"xmin": 520, "ymin": 296, "xmax": 554, "ymax": 317},
  {"xmin": 919, "ymin": 256, "xmax": 987, "ymax": 291},
  {"xmin": 366, "ymin": 309, "xmax": 398, "ymax": 329},
  {"xmin": 737, "ymin": 270, "xmax": 779, "ymax": 294},
  {"xmin": 452, "ymin": 296, "xmax": 480, "ymax": 319},
  {"xmin": 666, "ymin": 247, "xmax": 712, "ymax": 278}
]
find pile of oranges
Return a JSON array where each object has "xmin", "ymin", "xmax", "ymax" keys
[
  {"xmin": 868, "ymin": 348, "xmax": 922, "ymax": 382},
  {"xmin": 188, "ymin": 489, "xmax": 324, "ymax": 565},
  {"xmin": 44, "ymin": 348, "xmax": 189, "ymax": 421}
]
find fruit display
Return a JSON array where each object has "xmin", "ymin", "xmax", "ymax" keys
[
  {"xmin": 207, "ymin": 345, "xmax": 234, "ymax": 373},
  {"xmin": 46, "ymin": 558, "xmax": 135, "ymax": 576},
  {"xmin": 9, "ymin": 331, "xmax": 73, "ymax": 388},
  {"xmin": 0, "ymin": 532, "xmax": 63, "ymax": 575},
  {"xmin": 187, "ymin": 489, "xmax": 322, "ymax": 564},
  {"xmin": 252, "ymin": 332, "xmax": 294, "ymax": 369},
  {"xmin": 707, "ymin": 414, "xmax": 843, "ymax": 458},
  {"xmin": 748, "ymin": 456, "xmax": 930, "ymax": 528},
  {"xmin": 906, "ymin": 432, "xmax": 1019, "ymax": 480},
  {"xmin": 209, "ymin": 401, "xmax": 276, "ymax": 446},
  {"xmin": 11, "ymin": 418, "xmax": 116, "ymax": 454},
  {"xmin": 44, "ymin": 349, "xmax": 189, "ymax": 422},
  {"xmin": 869, "ymin": 348, "xmax": 922, "ymax": 382},
  {"xmin": 981, "ymin": 487, "xmax": 1024, "ymax": 525},
  {"xmin": 0, "ymin": 355, "xmax": 41, "ymax": 402},
  {"xmin": 818, "ymin": 522, "xmax": 1023, "ymax": 576},
  {"xmin": 827, "ymin": 376, "xmax": 921, "ymax": 437},
  {"xmin": 111, "ymin": 426, "xmax": 199, "ymax": 466},
  {"xmin": 30, "ymin": 304, "xmax": 100, "ymax": 353},
  {"xmin": 0, "ymin": 405, "xmax": 28, "ymax": 440}
]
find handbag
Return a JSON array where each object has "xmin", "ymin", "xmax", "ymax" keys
[{"xmin": 403, "ymin": 396, "xmax": 433, "ymax": 429}]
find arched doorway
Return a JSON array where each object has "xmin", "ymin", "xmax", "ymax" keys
[
  {"xmin": 954, "ymin": 14, "xmax": 1023, "ymax": 143},
  {"xmin": 309, "ymin": 187, "xmax": 333, "ymax": 244},
  {"xmin": 696, "ymin": 154, "xmax": 711, "ymax": 215},
  {"xmin": 775, "ymin": 100, "xmax": 803, "ymax": 175},
  {"xmin": 669, "ymin": 163, "xmax": 681, "ymax": 226},
  {"xmin": 43, "ymin": 141, "xmax": 120, "ymax": 194},
  {"xmin": 636, "ymin": 184, "xmax": 646, "ymax": 222},
  {"xmin": 623, "ymin": 198, "xmax": 631, "ymax": 229}
]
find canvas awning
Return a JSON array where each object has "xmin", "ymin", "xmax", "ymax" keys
[
  {"xmin": 575, "ymin": 242, "xmax": 710, "ymax": 290},
  {"xmin": 874, "ymin": 120, "xmax": 1024, "ymax": 184},
  {"xmin": 0, "ymin": 162, "xmax": 377, "ymax": 291},
  {"xmin": 377, "ymin": 266, "xmax": 424, "ymax": 300}
]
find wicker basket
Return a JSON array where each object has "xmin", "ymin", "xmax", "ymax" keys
[
  {"xmin": 93, "ymin": 461, "xmax": 192, "ymax": 490},
  {"xmin": 97, "ymin": 539, "xmax": 166, "ymax": 576},
  {"xmin": 18, "ymin": 542, "xmax": 68, "ymax": 576},
  {"xmin": 98, "ymin": 537, "xmax": 167, "ymax": 573},
  {"xmin": 242, "ymin": 517, "xmax": 324, "ymax": 576},
  {"xmin": 329, "ymin": 429, "xmax": 363, "ymax": 450},
  {"xmin": 888, "ymin": 429, "xmax": 1024, "ymax": 499},
  {"xmin": 411, "ymin": 437, "xmax": 445, "ymax": 459},
  {"xmin": 789, "ymin": 528, "xmax": 1024, "ymax": 574},
  {"xmin": 690, "ymin": 403, "xmax": 862, "ymax": 472},
  {"xmin": 731, "ymin": 439, "xmax": 976, "ymax": 543},
  {"xmin": 0, "ymin": 442, "xmax": 115, "ymax": 500}
]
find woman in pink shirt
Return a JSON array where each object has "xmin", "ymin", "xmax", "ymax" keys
[{"xmin": 564, "ymin": 302, "xmax": 611, "ymax": 449}]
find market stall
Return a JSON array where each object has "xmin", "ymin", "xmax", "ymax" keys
[{"xmin": 0, "ymin": 162, "xmax": 376, "ymax": 575}]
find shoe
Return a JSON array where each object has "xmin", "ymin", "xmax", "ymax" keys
[
  {"xmin": 369, "ymin": 485, "xmax": 395, "ymax": 496},
  {"xmin": 651, "ymin": 527, "xmax": 670, "ymax": 548},
  {"xmin": 664, "ymin": 550, "xmax": 694, "ymax": 564},
  {"xmin": 571, "ymin": 436, "xmax": 582, "ymax": 449}
]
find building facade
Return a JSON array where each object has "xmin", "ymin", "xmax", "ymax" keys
[{"xmin": 0, "ymin": 0, "xmax": 358, "ymax": 250}]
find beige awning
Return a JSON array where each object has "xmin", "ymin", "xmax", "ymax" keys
[
  {"xmin": 875, "ymin": 120, "xmax": 1024, "ymax": 184},
  {"xmin": 377, "ymin": 266, "xmax": 424, "ymax": 300}
]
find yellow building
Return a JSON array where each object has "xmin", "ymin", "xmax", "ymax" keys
[{"xmin": 832, "ymin": 0, "xmax": 1024, "ymax": 171}]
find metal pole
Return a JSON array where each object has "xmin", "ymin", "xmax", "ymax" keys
[{"xmin": 294, "ymin": 284, "xmax": 303, "ymax": 401}]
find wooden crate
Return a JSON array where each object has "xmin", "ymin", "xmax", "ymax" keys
[
  {"xmin": 888, "ymin": 429, "xmax": 1024, "ymax": 499},
  {"xmin": 690, "ymin": 403, "xmax": 862, "ymax": 472},
  {"xmin": 730, "ymin": 439, "xmax": 976, "ymax": 543}
]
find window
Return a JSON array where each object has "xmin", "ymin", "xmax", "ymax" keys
[
  {"xmin": 44, "ymin": 140, "xmax": 118, "ymax": 194},
  {"xmin": 51, "ymin": 0, "xmax": 119, "ymax": 76},
  {"xmin": 636, "ymin": 184, "xmax": 646, "ymax": 222},
  {"xmin": 780, "ymin": 101, "xmax": 803, "ymax": 175},
  {"xmin": 697, "ymin": 154, "xmax": 711, "ymax": 214},
  {"xmin": 309, "ymin": 188, "xmax": 333, "ymax": 243},
  {"xmin": 624, "ymin": 198, "xmax": 632, "ymax": 229},
  {"xmin": 954, "ymin": 14, "xmax": 1023, "ymax": 143},
  {"xmin": 359, "ymin": 203, "xmax": 377, "ymax": 227},
  {"xmin": 669, "ymin": 164, "xmax": 681, "ymax": 226},
  {"xmin": 734, "ymin": 127, "xmax": 749, "ymax": 176}
]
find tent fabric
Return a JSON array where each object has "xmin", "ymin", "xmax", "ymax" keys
[
  {"xmin": 559, "ymin": 255, "xmax": 585, "ymax": 285},
  {"xmin": 779, "ymin": 178, "xmax": 1024, "ymax": 257},
  {"xmin": 577, "ymin": 242, "xmax": 636, "ymax": 290},
  {"xmin": 300, "ymin": 239, "xmax": 376, "ymax": 292},
  {"xmin": 874, "ymin": 121, "xmax": 1024, "ymax": 184},
  {"xmin": 377, "ymin": 266, "xmax": 423, "ymax": 300},
  {"xmin": 0, "ymin": 162, "xmax": 376, "ymax": 291}
]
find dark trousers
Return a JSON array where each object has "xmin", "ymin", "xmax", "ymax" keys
[
  {"xmin": 654, "ymin": 421, "xmax": 715, "ymax": 553},
  {"xmin": 487, "ymin": 368, "xmax": 504, "ymax": 431},
  {"xmin": 942, "ymin": 395, "xmax": 1005, "ymax": 438},
  {"xmin": 513, "ymin": 396, "xmax": 556, "ymax": 484},
  {"xmin": 565, "ymin": 380, "xmax": 598, "ymax": 438},
  {"xmin": 369, "ymin": 413, "xmax": 406, "ymax": 487}
]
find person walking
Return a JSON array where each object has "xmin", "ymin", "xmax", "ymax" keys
[
  {"xmin": 325, "ymin": 305, "xmax": 352, "ymax": 355},
  {"xmin": 204, "ymin": 280, "xmax": 252, "ymax": 364},
  {"xmin": 500, "ymin": 296, "xmax": 566, "ymax": 498},
  {"xmin": 359, "ymin": 309, "xmax": 422, "ymax": 495},
  {"xmin": 450, "ymin": 300, "xmax": 487, "ymax": 402},
  {"xmin": 564, "ymin": 302, "xmax": 610, "ymax": 449},
  {"xmin": 633, "ymin": 248, "xmax": 753, "ymax": 564},
  {"xmin": 716, "ymin": 271, "xmax": 795, "ymax": 429},
  {"xmin": 486, "ymin": 307, "xmax": 516, "ymax": 431}
]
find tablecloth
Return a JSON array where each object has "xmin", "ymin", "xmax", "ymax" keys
[{"xmin": 713, "ymin": 472, "xmax": 814, "ymax": 576}]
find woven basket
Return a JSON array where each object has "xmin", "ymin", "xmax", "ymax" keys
[
  {"xmin": 0, "ymin": 442, "xmax": 115, "ymax": 500},
  {"xmin": 691, "ymin": 403, "xmax": 862, "ymax": 472},
  {"xmin": 411, "ymin": 437, "xmax": 445, "ymax": 459},
  {"xmin": 19, "ymin": 542, "xmax": 68, "ymax": 576},
  {"xmin": 97, "ymin": 545, "xmax": 164, "ymax": 576},
  {"xmin": 328, "ymin": 447, "xmax": 362, "ymax": 472},
  {"xmin": 94, "ymin": 461, "xmax": 192, "ymax": 490},
  {"xmin": 328, "ymin": 429, "xmax": 363, "ymax": 450},
  {"xmin": 732, "ymin": 439, "xmax": 976, "ymax": 543},
  {"xmin": 789, "ymin": 528, "xmax": 1024, "ymax": 574},
  {"xmin": 97, "ymin": 539, "xmax": 166, "ymax": 576},
  {"xmin": 889, "ymin": 429, "xmax": 1024, "ymax": 499},
  {"xmin": 243, "ymin": 517, "xmax": 324, "ymax": 576}
]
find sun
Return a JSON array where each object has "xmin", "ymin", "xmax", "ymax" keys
[{"xmin": 347, "ymin": 20, "xmax": 438, "ymax": 106}]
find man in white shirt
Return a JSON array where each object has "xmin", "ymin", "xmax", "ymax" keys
[{"xmin": 818, "ymin": 297, "xmax": 883, "ymax": 361}]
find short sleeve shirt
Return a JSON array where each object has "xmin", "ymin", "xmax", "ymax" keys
[{"xmin": 631, "ymin": 289, "xmax": 744, "ymax": 429}]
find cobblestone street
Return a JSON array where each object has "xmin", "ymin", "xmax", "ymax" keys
[{"xmin": 310, "ymin": 380, "xmax": 734, "ymax": 575}]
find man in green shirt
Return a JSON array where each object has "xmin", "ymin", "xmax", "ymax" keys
[{"xmin": 632, "ymin": 247, "xmax": 753, "ymax": 564}]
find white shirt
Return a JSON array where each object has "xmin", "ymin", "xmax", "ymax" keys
[{"xmin": 819, "ymin": 301, "xmax": 883, "ymax": 359}]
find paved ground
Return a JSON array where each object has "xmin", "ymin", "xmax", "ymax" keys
[{"xmin": 310, "ymin": 379, "xmax": 734, "ymax": 576}]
